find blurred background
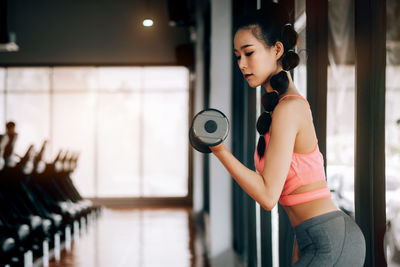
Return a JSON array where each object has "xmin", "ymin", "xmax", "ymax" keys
[{"xmin": 0, "ymin": 0, "xmax": 399, "ymax": 266}]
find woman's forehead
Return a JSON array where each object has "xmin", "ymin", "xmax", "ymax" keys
[{"xmin": 234, "ymin": 29, "xmax": 260, "ymax": 50}]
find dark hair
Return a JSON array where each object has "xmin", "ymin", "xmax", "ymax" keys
[
  {"xmin": 6, "ymin": 121, "xmax": 15, "ymax": 129},
  {"xmin": 235, "ymin": 3, "xmax": 300, "ymax": 159}
]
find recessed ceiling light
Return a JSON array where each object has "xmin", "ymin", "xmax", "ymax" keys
[{"xmin": 143, "ymin": 19, "xmax": 154, "ymax": 27}]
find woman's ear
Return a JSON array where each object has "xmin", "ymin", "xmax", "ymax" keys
[{"xmin": 274, "ymin": 41, "xmax": 284, "ymax": 60}]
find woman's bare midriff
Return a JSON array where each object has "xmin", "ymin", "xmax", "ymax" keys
[{"xmin": 282, "ymin": 181, "xmax": 339, "ymax": 227}]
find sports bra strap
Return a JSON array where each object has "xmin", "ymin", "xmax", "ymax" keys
[{"xmin": 279, "ymin": 94, "xmax": 310, "ymax": 108}]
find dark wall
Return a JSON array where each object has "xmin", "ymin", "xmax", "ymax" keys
[{"xmin": 0, "ymin": 0, "xmax": 190, "ymax": 65}]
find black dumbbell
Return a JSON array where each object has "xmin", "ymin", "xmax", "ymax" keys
[{"xmin": 189, "ymin": 109, "xmax": 229, "ymax": 153}]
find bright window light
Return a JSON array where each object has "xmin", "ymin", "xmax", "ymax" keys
[
  {"xmin": 2, "ymin": 66, "xmax": 189, "ymax": 198},
  {"xmin": 142, "ymin": 19, "xmax": 154, "ymax": 27}
]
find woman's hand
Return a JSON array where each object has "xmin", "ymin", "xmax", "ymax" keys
[{"xmin": 209, "ymin": 142, "xmax": 226, "ymax": 154}]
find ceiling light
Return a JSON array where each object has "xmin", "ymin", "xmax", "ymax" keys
[{"xmin": 142, "ymin": 19, "xmax": 154, "ymax": 27}]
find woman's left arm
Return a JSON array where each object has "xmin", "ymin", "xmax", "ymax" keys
[{"xmin": 210, "ymin": 100, "xmax": 301, "ymax": 210}]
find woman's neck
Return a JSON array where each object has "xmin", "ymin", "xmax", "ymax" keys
[{"xmin": 263, "ymin": 71, "xmax": 299, "ymax": 96}]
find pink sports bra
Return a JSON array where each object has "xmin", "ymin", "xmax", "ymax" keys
[{"xmin": 254, "ymin": 94, "xmax": 331, "ymax": 206}]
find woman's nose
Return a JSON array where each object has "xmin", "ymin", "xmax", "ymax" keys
[{"xmin": 238, "ymin": 58, "xmax": 247, "ymax": 71}]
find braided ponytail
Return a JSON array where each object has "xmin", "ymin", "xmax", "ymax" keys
[
  {"xmin": 255, "ymin": 71, "xmax": 288, "ymax": 158},
  {"xmin": 256, "ymin": 90, "xmax": 279, "ymax": 158},
  {"xmin": 280, "ymin": 24, "xmax": 300, "ymax": 71}
]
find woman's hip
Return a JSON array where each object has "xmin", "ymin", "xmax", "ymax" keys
[{"xmin": 293, "ymin": 210, "xmax": 365, "ymax": 266}]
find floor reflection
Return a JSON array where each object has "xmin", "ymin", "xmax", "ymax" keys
[{"xmin": 49, "ymin": 207, "xmax": 208, "ymax": 267}]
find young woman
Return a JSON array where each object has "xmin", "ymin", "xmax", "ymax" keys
[{"xmin": 209, "ymin": 3, "xmax": 366, "ymax": 266}]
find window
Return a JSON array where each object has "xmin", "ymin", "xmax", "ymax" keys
[
  {"xmin": 1, "ymin": 66, "xmax": 189, "ymax": 198},
  {"xmin": 385, "ymin": 0, "xmax": 400, "ymax": 264},
  {"xmin": 326, "ymin": 0, "xmax": 356, "ymax": 217}
]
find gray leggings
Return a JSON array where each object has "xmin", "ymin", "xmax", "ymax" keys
[{"xmin": 293, "ymin": 210, "xmax": 366, "ymax": 266}]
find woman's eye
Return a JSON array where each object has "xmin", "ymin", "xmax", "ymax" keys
[
  {"xmin": 245, "ymin": 52, "xmax": 253, "ymax": 57},
  {"xmin": 235, "ymin": 55, "xmax": 241, "ymax": 60}
]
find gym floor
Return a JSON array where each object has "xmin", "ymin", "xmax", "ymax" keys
[{"xmin": 47, "ymin": 207, "xmax": 209, "ymax": 267}]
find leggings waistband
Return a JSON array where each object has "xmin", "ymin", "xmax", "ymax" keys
[{"xmin": 294, "ymin": 210, "xmax": 344, "ymax": 234}]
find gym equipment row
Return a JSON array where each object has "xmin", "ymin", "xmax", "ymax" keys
[{"xmin": 0, "ymin": 131, "xmax": 102, "ymax": 267}]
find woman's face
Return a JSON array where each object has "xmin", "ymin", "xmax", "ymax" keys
[{"xmin": 234, "ymin": 28, "xmax": 281, "ymax": 88}]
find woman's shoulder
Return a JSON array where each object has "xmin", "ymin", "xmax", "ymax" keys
[
  {"xmin": 269, "ymin": 96, "xmax": 311, "ymax": 134},
  {"xmin": 274, "ymin": 95, "xmax": 309, "ymax": 117}
]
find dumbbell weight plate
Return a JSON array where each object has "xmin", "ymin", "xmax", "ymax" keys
[
  {"xmin": 189, "ymin": 127, "xmax": 212, "ymax": 153},
  {"xmin": 189, "ymin": 109, "xmax": 229, "ymax": 153}
]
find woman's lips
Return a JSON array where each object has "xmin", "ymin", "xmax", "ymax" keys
[{"xmin": 244, "ymin": 74, "xmax": 253, "ymax": 79}]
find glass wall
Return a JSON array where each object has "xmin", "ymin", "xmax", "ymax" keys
[
  {"xmin": 293, "ymin": 0, "xmax": 307, "ymax": 98},
  {"xmin": 0, "ymin": 68, "xmax": 6, "ymax": 133},
  {"xmin": 326, "ymin": 0, "xmax": 356, "ymax": 218},
  {"xmin": 5, "ymin": 68, "xmax": 51, "ymax": 158},
  {"xmin": 385, "ymin": 0, "xmax": 400, "ymax": 265},
  {"xmin": 0, "ymin": 66, "xmax": 189, "ymax": 198}
]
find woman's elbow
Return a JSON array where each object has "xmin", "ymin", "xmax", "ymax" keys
[{"xmin": 260, "ymin": 198, "xmax": 278, "ymax": 211}]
